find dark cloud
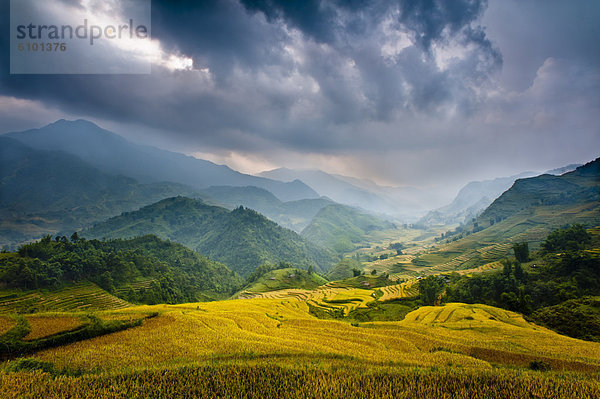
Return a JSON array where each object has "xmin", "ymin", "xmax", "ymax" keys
[
  {"xmin": 240, "ymin": 0, "xmax": 491, "ymax": 50},
  {"xmin": 0, "ymin": 0, "xmax": 597, "ymax": 193},
  {"xmin": 152, "ymin": 0, "xmax": 289, "ymax": 81},
  {"xmin": 396, "ymin": 0, "xmax": 487, "ymax": 49},
  {"xmin": 0, "ymin": 0, "xmax": 499, "ymax": 128},
  {"xmin": 241, "ymin": 0, "xmax": 341, "ymax": 43}
]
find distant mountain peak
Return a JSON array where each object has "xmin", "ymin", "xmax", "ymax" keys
[
  {"xmin": 6, "ymin": 119, "xmax": 319, "ymax": 202},
  {"xmin": 47, "ymin": 118, "xmax": 107, "ymax": 130},
  {"xmin": 545, "ymin": 163, "xmax": 583, "ymax": 176}
]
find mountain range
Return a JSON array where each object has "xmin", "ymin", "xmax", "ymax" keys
[
  {"xmin": 5, "ymin": 119, "xmax": 319, "ymax": 202},
  {"xmin": 0, "ymin": 119, "xmax": 407, "ymax": 248},
  {"xmin": 1, "ymin": 119, "xmax": 595, "ymax": 265},
  {"xmin": 418, "ymin": 164, "xmax": 582, "ymax": 227},
  {"xmin": 258, "ymin": 167, "xmax": 439, "ymax": 218},
  {"xmin": 0, "ymin": 136, "xmax": 200, "ymax": 246}
]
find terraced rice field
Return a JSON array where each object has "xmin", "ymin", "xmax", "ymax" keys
[
  {"xmin": 24, "ymin": 300, "xmax": 600, "ymax": 375},
  {"xmin": 3, "ymin": 296, "xmax": 600, "ymax": 397},
  {"xmin": 478, "ymin": 242, "xmax": 512, "ymax": 261},
  {"xmin": 0, "ymin": 282, "xmax": 131, "ymax": 314},
  {"xmin": 23, "ymin": 316, "xmax": 83, "ymax": 341},
  {"xmin": 114, "ymin": 279, "xmax": 154, "ymax": 296},
  {"xmin": 377, "ymin": 280, "xmax": 419, "ymax": 301},
  {"xmin": 0, "ymin": 316, "xmax": 16, "ymax": 335},
  {"xmin": 237, "ymin": 289, "xmax": 314, "ymax": 301},
  {"xmin": 452, "ymin": 261, "xmax": 503, "ymax": 276},
  {"xmin": 408, "ymin": 242, "xmax": 513, "ymax": 277},
  {"xmin": 363, "ymin": 242, "xmax": 510, "ymax": 281},
  {"xmin": 239, "ymin": 284, "xmax": 375, "ymax": 316},
  {"xmin": 362, "ymin": 254, "xmax": 417, "ymax": 276}
]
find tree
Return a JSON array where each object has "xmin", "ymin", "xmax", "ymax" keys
[
  {"xmin": 514, "ymin": 261, "xmax": 525, "ymax": 281},
  {"xmin": 502, "ymin": 260, "xmax": 512, "ymax": 277},
  {"xmin": 418, "ymin": 276, "xmax": 446, "ymax": 306},
  {"xmin": 542, "ymin": 225, "xmax": 591, "ymax": 253},
  {"xmin": 307, "ymin": 265, "xmax": 314, "ymax": 274},
  {"xmin": 371, "ymin": 269, "xmax": 377, "ymax": 275},
  {"xmin": 352, "ymin": 268, "xmax": 362, "ymax": 277},
  {"xmin": 513, "ymin": 242, "xmax": 529, "ymax": 262}
]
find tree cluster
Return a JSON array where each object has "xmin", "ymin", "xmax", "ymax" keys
[{"xmin": 0, "ymin": 234, "xmax": 243, "ymax": 304}]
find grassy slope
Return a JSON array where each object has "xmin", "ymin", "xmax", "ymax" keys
[
  {"xmin": 412, "ymin": 201, "xmax": 599, "ymax": 273},
  {"xmin": 326, "ymin": 258, "xmax": 362, "ymax": 280},
  {"xmin": 478, "ymin": 158, "xmax": 599, "ymax": 226},
  {"xmin": 238, "ymin": 268, "xmax": 327, "ymax": 294}
]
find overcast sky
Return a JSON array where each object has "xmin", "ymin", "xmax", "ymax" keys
[{"xmin": 1, "ymin": 0, "xmax": 598, "ymax": 198}]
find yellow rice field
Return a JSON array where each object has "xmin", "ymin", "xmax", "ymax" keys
[
  {"xmin": 22, "ymin": 299, "xmax": 600, "ymax": 374},
  {"xmin": 2, "ymin": 295, "xmax": 600, "ymax": 398},
  {"xmin": 0, "ymin": 316, "xmax": 16, "ymax": 335},
  {"xmin": 23, "ymin": 315, "xmax": 83, "ymax": 341},
  {"xmin": 377, "ymin": 279, "xmax": 419, "ymax": 301},
  {"xmin": 239, "ymin": 285, "xmax": 376, "ymax": 316},
  {"xmin": 1, "ymin": 364, "xmax": 599, "ymax": 399}
]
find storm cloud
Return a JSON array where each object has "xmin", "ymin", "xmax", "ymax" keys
[{"xmin": 0, "ymin": 0, "xmax": 598, "ymax": 196}]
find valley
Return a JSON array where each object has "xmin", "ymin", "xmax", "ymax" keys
[{"xmin": 0, "ymin": 120, "xmax": 598, "ymax": 398}]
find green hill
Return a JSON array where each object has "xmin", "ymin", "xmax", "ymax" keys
[
  {"xmin": 477, "ymin": 158, "xmax": 600, "ymax": 229},
  {"xmin": 326, "ymin": 258, "xmax": 363, "ymax": 280},
  {"xmin": 239, "ymin": 267, "xmax": 327, "ymax": 294},
  {"xmin": 85, "ymin": 197, "xmax": 337, "ymax": 277},
  {"xmin": 413, "ymin": 158, "xmax": 600, "ymax": 272},
  {"xmin": 302, "ymin": 204, "xmax": 396, "ymax": 253},
  {"xmin": 0, "ymin": 234, "xmax": 243, "ymax": 307},
  {"xmin": 531, "ymin": 296, "xmax": 600, "ymax": 342}
]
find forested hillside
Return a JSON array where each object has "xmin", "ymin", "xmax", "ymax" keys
[
  {"xmin": 85, "ymin": 197, "xmax": 337, "ymax": 276},
  {"xmin": 0, "ymin": 234, "xmax": 243, "ymax": 304},
  {"xmin": 199, "ymin": 185, "xmax": 334, "ymax": 232}
]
